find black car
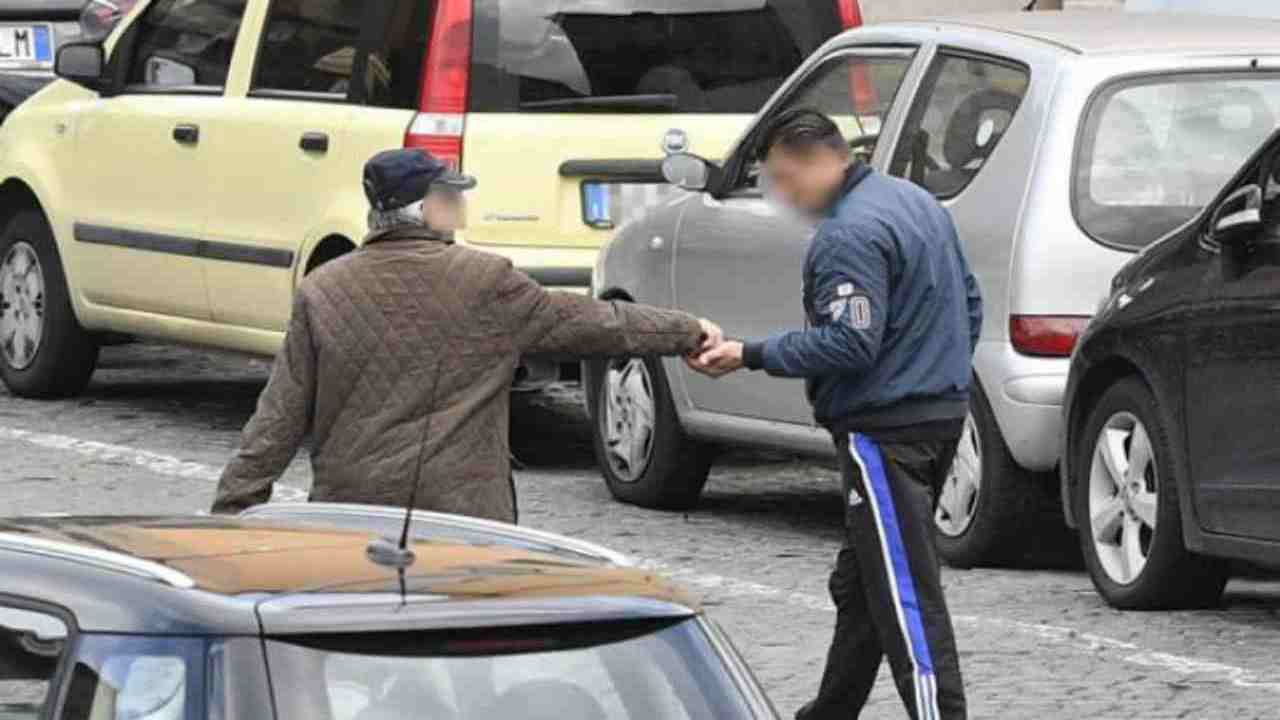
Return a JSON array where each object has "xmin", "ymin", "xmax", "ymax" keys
[
  {"xmin": 1061, "ymin": 130, "xmax": 1280, "ymax": 610},
  {"xmin": 0, "ymin": 505, "xmax": 777, "ymax": 719}
]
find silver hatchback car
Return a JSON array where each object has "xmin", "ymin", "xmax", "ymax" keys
[{"xmin": 585, "ymin": 12, "xmax": 1280, "ymax": 566}]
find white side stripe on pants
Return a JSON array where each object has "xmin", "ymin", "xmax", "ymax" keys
[{"xmin": 850, "ymin": 434, "xmax": 943, "ymax": 720}]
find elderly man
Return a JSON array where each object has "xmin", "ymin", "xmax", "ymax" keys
[{"xmin": 212, "ymin": 149, "xmax": 719, "ymax": 521}]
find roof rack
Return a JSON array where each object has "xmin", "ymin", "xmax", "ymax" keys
[
  {"xmin": 0, "ymin": 532, "xmax": 196, "ymax": 589},
  {"xmin": 240, "ymin": 503, "xmax": 635, "ymax": 567}
]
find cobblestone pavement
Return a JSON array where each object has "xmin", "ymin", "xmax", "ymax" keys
[{"xmin": 3, "ymin": 344, "xmax": 1280, "ymax": 719}]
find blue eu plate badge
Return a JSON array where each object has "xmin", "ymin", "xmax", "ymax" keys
[{"xmin": 583, "ymin": 182, "xmax": 613, "ymax": 229}]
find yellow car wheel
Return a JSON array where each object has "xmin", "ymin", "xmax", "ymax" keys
[{"xmin": 0, "ymin": 209, "xmax": 98, "ymax": 398}]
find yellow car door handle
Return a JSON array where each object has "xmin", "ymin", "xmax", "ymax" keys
[
  {"xmin": 172, "ymin": 124, "xmax": 199, "ymax": 145},
  {"xmin": 300, "ymin": 132, "xmax": 329, "ymax": 154}
]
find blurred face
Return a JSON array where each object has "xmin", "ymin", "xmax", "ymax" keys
[
  {"xmin": 421, "ymin": 188, "xmax": 467, "ymax": 232},
  {"xmin": 762, "ymin": 143, "xmax": 850, "ymax": 215}
]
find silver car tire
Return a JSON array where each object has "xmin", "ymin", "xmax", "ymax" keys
[
  {"xmin": 587, "ymin": 354, "xmax": 713, "ymax": 510},
  {"xmin": 935, "ymin": 412, "xmax": 982, "ymax": 538},
  {"xmin": 1074, "ymin": 377, "xmax": 1226, "ymax": 610},
  {"xmin": 0, "ymin": 208, "xmax": 98, "ymax": 399},
  {"xmin": 933, "ymin": 379, "xmax": 1041, "ymax": 568}
]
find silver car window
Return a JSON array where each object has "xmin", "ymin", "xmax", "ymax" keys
[
  {"xmin": 61, "ymin": 635, "xmax": 205, "ymax": 720},
  {"xmin": 737, "ymin": 48, "xmax": 916, "ymax": 191},
  {"xmin": 0, "ymin": 607, "xmax": 68, "ymax": 720},
  {"xmin": 1075, "ymin": 73, "xmax": 1280, "ymax": 250},
  {"xmin": 889, "ymin": 51, "xmax": 1030, "ymax": 199},
  {"xmin": 266, "ymin": 620, "xmax": 756, "ymax": 720}
]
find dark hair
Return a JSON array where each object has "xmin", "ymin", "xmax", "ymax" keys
[{"xmin": 755, "ymin": 108, "xmax": 848, "ymax": 162}]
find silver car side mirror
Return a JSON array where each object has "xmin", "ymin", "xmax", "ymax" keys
[
  {"xmin": 662, "ymin": 152, "xmax": 711, "ymax": 192},
  {"xmin": 1212, "ymin": 184, "xmax": 1263, "ymax": 242}
]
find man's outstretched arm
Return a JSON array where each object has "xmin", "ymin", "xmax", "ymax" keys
[
  {"xmin": 493, "ymin": 258, "xmax": 715, "ymax": 357},
  {"xmin": 211, "ymin": 292, "xmax": 318, "ymax": 514}
]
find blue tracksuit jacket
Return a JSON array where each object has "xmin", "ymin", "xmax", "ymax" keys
[{"xmin": 742, "ymin": 163, "xmax": 982, "ymax": 430}]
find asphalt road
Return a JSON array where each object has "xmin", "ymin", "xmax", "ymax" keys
[{"xmin": 3, "ymin": 344, "xmax": 1280, "ymax": 719}]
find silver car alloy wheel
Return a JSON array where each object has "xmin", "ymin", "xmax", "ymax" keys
[
  {"xmin": 602, "ymin": 358, "xmax": 656, "ymax": 483},
  {"xmin": 936, "ymin": 412, "xmax": 981, "ymax": 537},
  {"xmin": 1088, "ymin": 411, "xmax": 1158, "ymax": 586},
  {"xmin": 0, "ymin": 241, "xmax": 45, "ymax": 371}
]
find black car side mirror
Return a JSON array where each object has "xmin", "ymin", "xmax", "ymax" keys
[
  {"xmin": 1211, "ymin": 184, "xmax": 1263, "ymax": 244},
  {"xmin": 55, "ymin": 42, "xmax": 106, "ymax": 91}
]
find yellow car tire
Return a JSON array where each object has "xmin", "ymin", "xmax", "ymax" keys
[{"xmin": 0, "ymin": 209, "xmax": 99, "ymax": 398}]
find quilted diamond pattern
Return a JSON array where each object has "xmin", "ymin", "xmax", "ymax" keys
[{"xmin": 212, "ymin": 228, "xmax": 702, "ymax": 522}]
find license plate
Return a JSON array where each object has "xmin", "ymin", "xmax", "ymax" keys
[
  {"xmin": 581, "ymin": 182, "xmax": 680, "ymax": 231},
  {"xmin": 0, "ymin": 25, "xmax": 53, "ymax": 68}
]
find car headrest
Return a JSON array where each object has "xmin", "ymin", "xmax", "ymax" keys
[
  {"xmin": 942, "ymin": 88, "xmax": 1023, "ymax": 170},
  {"xmin": 636, "ymin": 65, "xmax": 707, "ymax": 112}
]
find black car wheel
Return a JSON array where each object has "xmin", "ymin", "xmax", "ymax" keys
[
  {"xmin": 933, "ymin": 380, "xmax": 1041, "ymax": 568},
  {"xmin": 1074, "ymin": 378, "xmax": 1227, "ymax": 609},
  {"xmin": 0, "ymin": 209, "xmax": 98, "ymax": 398},
  {"xmin": 588, "ymin": 354, "xmax": 713, "ymax": 510}
]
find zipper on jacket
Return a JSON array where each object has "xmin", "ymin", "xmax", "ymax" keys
[{"xmin": 804, "ymin": 284, "xmax": 818, "ymax": 431}]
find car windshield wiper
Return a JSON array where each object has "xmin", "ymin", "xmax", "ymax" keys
[{"xmin": 518, "ymin": 94, "xmax": 678, "ymax": 113}]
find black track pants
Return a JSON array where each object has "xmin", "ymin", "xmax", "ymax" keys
[{"xmin": 797, "ymin": 428, "xmax": 967, "ymax": 720}]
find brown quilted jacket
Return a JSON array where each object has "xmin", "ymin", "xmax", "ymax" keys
[{"xmin": 211, "ymin": 226, "xmax": 703, "ymax": 521}]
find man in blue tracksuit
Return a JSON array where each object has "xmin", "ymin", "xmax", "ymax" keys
[{"xmin": 691, "ymin": 109, "xmax": 982, "ymax": 719}]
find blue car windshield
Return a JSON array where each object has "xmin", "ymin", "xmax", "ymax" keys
[{"xmin": 265, "ymin": 618, "xmax": 758, "ymax": 720}]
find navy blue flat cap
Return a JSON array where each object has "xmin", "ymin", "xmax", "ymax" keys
[{"xmin": 363, "ymin": 149, "xmax": 477, "ymax": 211}]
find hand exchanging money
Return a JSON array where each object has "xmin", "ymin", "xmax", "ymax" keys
[
  {"xmin": 688, "ymin": 319, "xmax": 743, "ymax": 378},
  {"xmin": 697, "ymin": 318, "xmax": 724, "ymax": 353},
  {"xmin": 687, "ymin": 338, "xmax": 745, "ymax": 378}
]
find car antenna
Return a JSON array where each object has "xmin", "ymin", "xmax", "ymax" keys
[{"xmin": 366, "ymin": 356, "xmax": 443, "ymax": 581}]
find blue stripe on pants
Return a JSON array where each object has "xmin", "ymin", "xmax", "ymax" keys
[{"xmin": 851, "ymin": 433, "xmax": 939, "ymax": 718}]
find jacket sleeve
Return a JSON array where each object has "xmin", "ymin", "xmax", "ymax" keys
[
  {"xmin": 743, "ymin": 226, "xmax": 891, "ymax": 379},
  {"xmin": 493, "ymin": 259, "xmax": 704, "ymax": 357},
  {"xmin": 211, "ymin": 292, "xmax": 317, "ymax": 515}
]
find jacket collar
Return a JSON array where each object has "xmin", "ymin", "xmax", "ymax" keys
[
  {"xmin": 363, "ymin": 225, "xmax": 454, "ymax": 246},
  {"xmin": 823, "ymin": 162, "xmax": 873, "ymax": 218}
]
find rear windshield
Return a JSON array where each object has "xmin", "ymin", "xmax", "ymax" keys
[
  {"xmin": 265, "ymin": 619, "xmax": 755, "ymax": 720},
  {"xmin": 1074, "ymin": 72, "xmax": 1280, "ymax": 250},
  {"xmin": 469, "ymin": 0, "xmax": 843, "ymax": 113}
]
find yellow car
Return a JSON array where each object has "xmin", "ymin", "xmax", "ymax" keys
[{"xmin": 0, "ymin": 0, "xmax": 850, "ymax": 398}]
